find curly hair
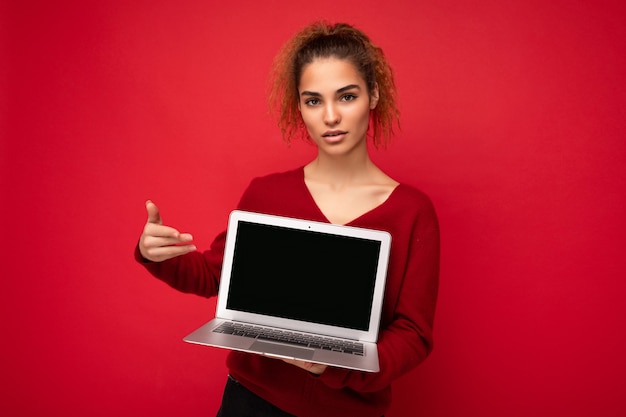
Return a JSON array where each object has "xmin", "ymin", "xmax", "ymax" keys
[{"xmin": 268, "ymin": 21, "xmax": 399, "ymax": 148}]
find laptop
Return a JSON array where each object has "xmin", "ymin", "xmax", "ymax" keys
[{"xmin": 183, "ymin": 210, "xmax": 392, "ymax": 372}]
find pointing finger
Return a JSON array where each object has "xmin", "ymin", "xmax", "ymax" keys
[{"xmin": 143, "ymin": 222, "xmax": 189, "ymax": 240}]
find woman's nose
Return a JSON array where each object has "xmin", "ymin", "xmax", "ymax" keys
[{"xmin": 323, "ymin": 103, "xmax": 340, "ymax": 126}]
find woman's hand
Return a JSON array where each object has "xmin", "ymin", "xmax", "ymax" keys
[
  {"xmin": 139, "ymin": 200, "xmax": 196, "ymax": 262},
  {"xmin": 282, "ymin": 358, "xmax": 328, "ymax": 375}
]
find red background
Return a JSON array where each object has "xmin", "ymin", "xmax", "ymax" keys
[{"xmin": 2, "ymin": 1, "xmax": 625, "ymax": 416}]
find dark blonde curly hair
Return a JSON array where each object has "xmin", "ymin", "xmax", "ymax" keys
[{"xmin": 268, "ymin": 21, "xmax": 399, "ymax": 148}]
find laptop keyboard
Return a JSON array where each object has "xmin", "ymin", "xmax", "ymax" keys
[{"xmin": 212, "ymin": 322, "xmax": 364, "ymax": 356}]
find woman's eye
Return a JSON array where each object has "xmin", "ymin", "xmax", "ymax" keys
[
  {"xmin": 305, "ymin": 98, "xmax": 320, "ymax": 106},
  {"xmin": 341, "ymin": 94, "xmax": 357, "ymax": 102}
]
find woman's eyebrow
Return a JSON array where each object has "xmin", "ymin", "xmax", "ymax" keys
[
  {"xmin": 336, "ymin": 84, "xmax": 361, "ymax": 93},
  {"xmin": 300, "ymin": 90, "xmax": 321, "ymax": 97},
  {"xmin": 300, "ymin": 84, "xmax": 362, "ymax": 97}
]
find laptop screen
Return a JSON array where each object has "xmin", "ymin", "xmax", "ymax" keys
[{"xmin": 226, "ymin": 221, "xmax": 382, "ymax": 331}]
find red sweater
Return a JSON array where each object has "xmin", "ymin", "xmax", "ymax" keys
[{"xmin": 136, "ymin": 167, "xmax": 440, "ymax": 417}]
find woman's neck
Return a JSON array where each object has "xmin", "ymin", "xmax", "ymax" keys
[{"xmin": 305, "ymin": 149, "xmax": 379, "ymax": 189}]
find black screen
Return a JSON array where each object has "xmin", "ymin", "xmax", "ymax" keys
[{"xmin": 226, "ymin": 221, "xmax": 381, "ymax": 331}]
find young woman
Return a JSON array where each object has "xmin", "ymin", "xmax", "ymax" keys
[{"xmin": 136, "ymin": 21, "xmax": 440, "ymax": 417}]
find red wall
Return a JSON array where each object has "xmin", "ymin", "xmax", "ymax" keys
[{"xmin": 3, "ymin": 1, "xmax": 625, "ymax": 416}]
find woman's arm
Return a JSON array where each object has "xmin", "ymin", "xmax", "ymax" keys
[{"xmin": 134, "ymin": 200, "xmax": 224, "ymax": 298}]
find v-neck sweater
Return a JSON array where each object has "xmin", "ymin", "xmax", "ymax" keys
[{"xmin": 135, "ymin": 167, "xmax": 440, "ymax": 417}]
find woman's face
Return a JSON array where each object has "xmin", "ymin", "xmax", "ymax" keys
[{"xmin": 298, "ymin": 57, "xmax": 378, "ymax": 156}]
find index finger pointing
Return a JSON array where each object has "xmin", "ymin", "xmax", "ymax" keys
[{"xmin": 143, "ymin": 222, "xmax": 184, "ymax": 240}]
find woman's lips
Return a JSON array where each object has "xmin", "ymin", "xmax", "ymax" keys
[{"xmin": 322, "ymin": 130, "xmax": 347, "ymax": 143}]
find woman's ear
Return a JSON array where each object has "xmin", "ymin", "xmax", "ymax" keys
[{"xmin": 370, "ymin": 83, "xmax": 380, "ymax": 110}]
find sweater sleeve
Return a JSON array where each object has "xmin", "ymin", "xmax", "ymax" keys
[{"xmin": 316, "ymin": 194, "xmax": 440, "ymax": 392}]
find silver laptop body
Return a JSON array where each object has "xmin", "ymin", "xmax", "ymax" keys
[{"xmin": 183, "ymin": 210, "xmax": 391, "ymax": 372}]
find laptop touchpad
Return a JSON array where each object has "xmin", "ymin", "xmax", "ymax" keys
[{"xmin": 251, "ymin": 341, "xmax": 315, "ymax": 360}]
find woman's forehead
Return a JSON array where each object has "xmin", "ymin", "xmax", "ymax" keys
[{"xmin": 298, "ymin": 57, "xmax": 367, "ymax": 91}]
